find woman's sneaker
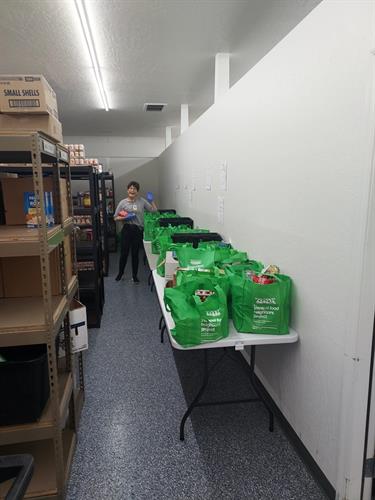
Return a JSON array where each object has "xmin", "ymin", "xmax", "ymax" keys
[{"xmin": 133, "ymin": 277, "xmax": 140, "ymax": 284}]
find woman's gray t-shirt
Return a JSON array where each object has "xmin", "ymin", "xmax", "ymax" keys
[{"xmin": 114, "ymin": 197, "xmax": 154, "ymax": 227}]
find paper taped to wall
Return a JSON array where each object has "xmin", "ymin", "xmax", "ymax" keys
[
  {"xmin": 219, "ymin": 161, "xmax": 228, "ymax": 191},
  {"xmin": 205, "ymin": 171, "xmax": 212, "ymax": 191},
  {"xmin": 217, "ymin": 196, "xmax": 224, "ymax": 224}
]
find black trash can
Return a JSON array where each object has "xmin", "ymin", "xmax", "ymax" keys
[
  {"xmin": 159, "ymin": 217, "xmax": 194, "ymax": 228},
  {"xmin": 0, "ymin": 345, "xmax": 50, "ymax": 425},
  {"xmin": 157, "ymin": 209, "xmax": 176, "ymax": 214},
  {"xmin": 172, "ymin": 232, "xmax": 222, "ymax": 248}
]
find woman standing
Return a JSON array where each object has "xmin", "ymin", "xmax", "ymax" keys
[{"xmin": 114, "ymin": 181, "xmax": 157, "ymax": 283}]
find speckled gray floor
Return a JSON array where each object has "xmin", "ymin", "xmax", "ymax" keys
[{"xmin": 66, "ymin": 252, "xmax": 329, "ymax": 500}]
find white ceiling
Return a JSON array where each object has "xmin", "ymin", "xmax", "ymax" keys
[{"xmin": 0, "ymin": 0, "xmax": 321, "ymax": 138}]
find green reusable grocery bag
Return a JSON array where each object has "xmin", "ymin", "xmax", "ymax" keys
[
  {"xmin": 144, "ymin": 212, "xmax": 180, "ymax": 241},
  {"xmin": 151, "ymin": 227, "xmax": 172, "ymax": 254},
  {"xmin": 218, "ymin": 249, "xmax": 248, "ymax": 266},
  {"xmin": 152, "ymin": 233, "xmax": 173, "ymax": 255},
  {"xmin": 156, "ymin": 243, "xmax": 192, "ymax": 277},
  {"xmin": 156, "ymin": 250, "xmax": 167, "ymax": 277},
  {"xmin": 229, "ymin": 272, "xmax": 291, "ymax": 334},
  {"xmin": 199, "ymin": 243, "xmax": 231, "ymax": 263},
  {"xmin": 223, "ymin": 260, "xmax": 264, "ymax": 275},
  {"xmin": 143, "ymin": 213, "xmax": 158, "ymax": 241},
  {"xmin": 175, "ymin": 267, "xmax": 230, "ymax": 296},
  {"xmin": 176, "ymin": 246, "xmax": 215, "ymax": 270},
  {"xmin": 223, "ymin": 260, "xmax": 264, "ymax": 318},
  {"xmin": 151, "ymin": 225, "xmax": 198, "ymax": 254},
  {"xmin": 198, "ymin": 242, "xmax": 247, "ymax": 266},
  {"xmin": 164, "ymin": 283, "xmax": 228, "ymax": 347}
]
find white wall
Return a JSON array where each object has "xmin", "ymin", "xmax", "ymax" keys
[
  {"xmin": 64, "ymin": 136, "xmax": 164, "ymax": 203},
  {"xmin": 157, "ymin": 1, "xmax": 375, "ymax": 496}
]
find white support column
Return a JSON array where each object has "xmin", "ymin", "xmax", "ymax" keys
[
  {"xmin": 165, "ymin": 126, "xmax": 172, "ymax": 148},
  {"xmin": 180, "ymin": 104, "xmax": 189, "ymax": 134},
  {"xmin": 214, "ymin": 53, "xmax": 230, "ymax": 103}
]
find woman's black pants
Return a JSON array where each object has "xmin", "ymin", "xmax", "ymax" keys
[{"xmin": 118, "ymin": 224, "xmax": 143, "ymax": 279}]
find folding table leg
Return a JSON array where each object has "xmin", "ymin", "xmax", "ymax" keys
[
  {"xmin": 148, "ymin": 270, "xmax": 152, "ymax": 286},
  {"xmin": 180, "ymin": 350, "xmax": 209, "ymax": 441},
  {"xmin": 245, "ymin": 346, "xmax": 274, "ymax": 432},
  {"xmin": 161, "ymin": 324, "xmax": 166, "ymax": 343},
  {"xmin": 158, "ymin": 315, "xmax": 164, "ymax": 330}
]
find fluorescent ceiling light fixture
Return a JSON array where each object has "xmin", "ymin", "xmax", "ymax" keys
[{"xmin": 74, "ymin": 0, "xmax": 109, "ymax": 111}]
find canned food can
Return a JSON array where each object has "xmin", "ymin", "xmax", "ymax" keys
[{"xmin": 252, "ymin": 275, "xmax": 275, "ymax": 285}]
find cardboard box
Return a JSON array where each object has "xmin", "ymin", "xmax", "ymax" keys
[
  {"xmin": 165, "ymin": 251, "xmax": 179, "ymax": 280},
  {"xmin": 0, "ymin": 113, "xmax": 63, "ymax": 143},
  {"xmin": 0, "ymin": 260, "xmax": 4, "ymax": 298},
  {"xmin": 64, "ymin": 234, "xmax": 73, "ymax": 284},
  {"xmin": 1, "ymin": 247, "xmax": 61, "ymax": 297},
  {"xmin": 0, "ymin": 75, "xmax": 58, "ymax": 117},
  {"xmin": 0, "ymin": 177, "xmax": 54, "ymax": 225},
  {"xmin": 69, "ymin": 299, "xmax": 88, "ymax": 352},
  {"xmin": 59, "ymin": 178, "xmax": 70, "ymax": 222}
]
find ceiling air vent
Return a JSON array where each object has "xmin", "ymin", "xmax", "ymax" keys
[{"xmin": 143, "ymin": 103, "xmax": 167, "ymax": 112}]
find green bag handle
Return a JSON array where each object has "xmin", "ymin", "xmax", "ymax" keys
[
  {"xmin": 164, "ymin": 292, "xmax": 172, "ymax": 312},
  {"xmin": 156, "ymin": 258, "xmax": 166, "ymax": 269}
]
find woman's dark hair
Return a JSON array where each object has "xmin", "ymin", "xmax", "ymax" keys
[{"xmin": 127, "ymin": 181, "xmax": 140, "ymax": 191}]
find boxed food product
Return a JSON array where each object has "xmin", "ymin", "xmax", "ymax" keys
[
  {"xmin": 24, "ymin": 190, "xmax": 54, "ymax": 227},
  {"xmin": 0, "ymin": 113, "xmax": 63, "ymax": 143},
  {"xmin": 0, "ymin": 75, "xmax": 58, "ymax": 117},
  {"xmin": 65, "ymin": 144, "xmax": 85, "ymax": 156}
]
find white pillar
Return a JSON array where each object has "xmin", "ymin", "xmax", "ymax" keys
[
  {"xmin": 214, "ymin": 53, "xmax": 230, "ymax": 103},
  {"xmin": 165, "ymin": 126, "xmax": 172, "ymax": 148},
  {"xmin": 180, "ymin": 104, "xmax": 189, "ymax": 134}
]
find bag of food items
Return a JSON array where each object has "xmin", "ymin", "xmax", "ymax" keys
[
  {"xmin": 198, "ymin": 243, "xmax": 248, "ymax": 267},
  {"xmin": 176, "ymin": 267, "xmax": 230, "ymax": 296},
  {"xmin": 164, "ymin": 279, "xmax": 228, "ymax": 347},
  {"xmin": 156, "ymin": 243, "xmax": 192, "ymax": 277},
  {"xmin": 175, "ymin": 246, "xmax": 215, "ymax": 270},
  {"xmin": 229, "ymin": 265, "xmax": 291, "ymax": 334},
  {"xmin": 222, "ymin": 260, "xmax": 264, "ymax": 318},
  {"xmin": 144, "ymin": 211, "xmax": 179, "ymax": 241}
]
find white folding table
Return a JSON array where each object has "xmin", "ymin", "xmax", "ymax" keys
[{"xmin": 152, "ymin": 270, "xmax": 299, "ymax": 440}]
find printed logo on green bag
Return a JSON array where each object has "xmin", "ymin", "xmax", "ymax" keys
[
  {"xmin": 253, "ymin": 297, "xmax": 279, "ymax": 325},
  {"xmin": 206, "ymin": 310, "xmax": 221, "ymax": 317},
  {"xmin": 201, "ymin": 309, "xmax": 222, "ymax": 336},
  {"xmin": 256, "ymin": 298, "xmax": 276, "ymax": 305}
]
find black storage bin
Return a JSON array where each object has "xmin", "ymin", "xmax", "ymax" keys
[
  {"xmin": 159, "ymin": 217, "xmax": 194, "ymax": 228},
  {"xmin": 158, "ymin": 209, "xmax": 176, "ymax": 214},
  {"xmin": 172, "ymin": 232, "xmax": 222, "ymax": 248},
  {"xmin": 0, "ymin": 345, "xmax": 50, "ymax": 425}
]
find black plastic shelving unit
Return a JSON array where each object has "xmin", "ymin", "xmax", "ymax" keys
[
  {"xmin": 103, "ymin": 172, "xmax": 117, "ymax": 253},
  {"xmin": 70, "ymin": 167, "xmax": 104, "ymax": 328},
  {"xmin": 99, "ymin": 173, "xmax": 109, "ymax": 277}
]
